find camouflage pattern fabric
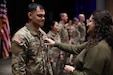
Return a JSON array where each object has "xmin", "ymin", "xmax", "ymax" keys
[{"xmin": 11, "ymin": 23, "xmax": 53, "ymax": 75}]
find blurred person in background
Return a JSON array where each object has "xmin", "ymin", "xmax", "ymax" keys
[
  {"xmin": 78, "ymin": 14, "xmax": 86, "ymax": 44},
  {"xmin": 47, "ymin": 20, "xmax": 63, "ymax": 75}
]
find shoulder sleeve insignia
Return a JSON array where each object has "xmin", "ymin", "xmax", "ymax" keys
[{"xmin": 13, "ymin": 35, "xmax": 25, "ymax": 46}]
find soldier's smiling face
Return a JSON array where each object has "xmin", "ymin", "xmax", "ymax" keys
[{"xmin": 28, "ymin": 6, "xmax": 45, "ymax": 28}]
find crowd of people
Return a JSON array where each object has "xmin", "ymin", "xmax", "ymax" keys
[{"xmin": 11, "ymin": 2, "xmax": 113, "ymax": 75}]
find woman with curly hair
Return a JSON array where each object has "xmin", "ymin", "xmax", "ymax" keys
[{"xmin": 44, "ymin": 10, "xmax": 113, "ymax": 75}]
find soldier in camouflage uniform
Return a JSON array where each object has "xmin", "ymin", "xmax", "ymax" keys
[
  {"xmin": 58, "ymin": 13, "xmax": 70, "ymax": 75},
  {"xmin": 78, "ymin": 14, "xmax": 86, "ymax": 44},
  {"xmin": 47, "ymin": 20, "xmax": 62, "ymax": 75},
  {"xmin": 59, "ymin": 13, "xmax": 69, "ymax": 44},
  {"xmin": 11, "ymin": 3, "xmax": 53, "ymax": 75}
]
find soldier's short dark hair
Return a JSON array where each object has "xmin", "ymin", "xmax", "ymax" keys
[{"xmin": 28, "ymin": 3, "xmax": 44, "ymax": 12}]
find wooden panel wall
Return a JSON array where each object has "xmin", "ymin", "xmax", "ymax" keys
[{"xmin": 106, "ymin": 0, "xmax": 113, "ymax": 16}]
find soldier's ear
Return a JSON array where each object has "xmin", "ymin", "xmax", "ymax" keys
[{"xmin": 28, "ymin": 12, "xmax": 32, "ymax": 19}]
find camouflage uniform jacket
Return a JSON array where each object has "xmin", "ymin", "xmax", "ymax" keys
[
  {"xmin": 58, "ymin": 22, "xmax": 69, "ymax": 43},
  {"xmin": 78, "ymin": 22, "xmax": 86, "ymax": 43},
  {"xmin": 47, "ymin": 31, "xmax": 61, "ymax": 59},
  {"xmin": 58, "ymin": 22, "xmax": 70, "ymax": 64},
  {"xmin": 70, "ymin": 25, "xmax": 81, "ymax": 45},
  {"xmin": 11, "ymin": 23, "xmax": 53, "ymax": 75}
]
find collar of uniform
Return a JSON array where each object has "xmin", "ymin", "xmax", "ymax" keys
[
  {"xmin": 48, "ymin": 31, "xmax": 57, "ymax": 38},
  {"xmin": 59, "ymin": 22, "xmax": 65, "ymax": 26},
  {"xmin": 25, "ymin": 23, "xmax": 42, "ymax": 36},
  {"xmin": 59, "ymin": 22, "xmax": 66, "ymax": 29},
  {"xmin": 50, "ymin": 31, "xmax": 57, "ymax": 35},
  {"xmin": 79, "ymin": 22, "xmax": 85, "ymax": 25}
]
